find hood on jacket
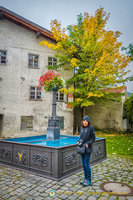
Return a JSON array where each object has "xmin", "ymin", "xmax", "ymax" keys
[{"xmin": 83, "ymin": 115, "xmax": 90, "ymax": 124}]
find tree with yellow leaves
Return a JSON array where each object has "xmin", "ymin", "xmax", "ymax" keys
[{"xmin": 40, "ymin": 8, "xmax": 130, "ymax": 108}]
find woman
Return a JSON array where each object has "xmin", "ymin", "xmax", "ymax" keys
[{"xmin": 78, "ymin": 115, "xmax": 95, "ymax": 187}]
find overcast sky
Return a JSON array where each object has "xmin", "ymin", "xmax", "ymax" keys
[{"xmin": 0, "ymin": 0, "xmax": 133, "ymax": 91}]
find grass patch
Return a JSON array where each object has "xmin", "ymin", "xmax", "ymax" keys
[{"xmin": 96, "ymin": 131, "xmax": 133, "ymax": 161}]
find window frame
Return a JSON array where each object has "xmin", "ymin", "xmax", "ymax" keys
[
  {"xmin": 0, "ymin": 50, "xmax": 7, "ymax": 65},
  {"xmin": 48, "ymin": 56, "xmax": 57, "ymax": 66},
  {"xmin": 58, "ymin": 116, "xmax": 64, "ymax": 130},
  {"xmin": 21, "ymin": 116, "xmax": 33, "ymax": 131},
  {"xmin": 29, "ymin": 86, "xmax": 42, "ymax": 100},
  {"xmin": 28, "ymin": 54, "xmax": 39, "ymax": 68},
  {"xmin": 56, "ymin": 91, "xmax": 65, "ymax": 102}
]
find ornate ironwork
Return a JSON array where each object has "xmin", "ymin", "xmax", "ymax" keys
[
  {"xmin": 65, "ymin": 153, "xmax": 79, "ymax": 166},
  {"xmin": 32, "ymin": 154, "xmax": 48, "ymax": 167},
  {"xmin": 48, "ymin": 118, "xmax": 60, "ymax": 128},
  {"xmin": 47, "ymin": 87, "xmax": 60, "ymax": 140},
  {"xmin": 94, "ymin": 145, "xmax": 102, "ymax": 156},
  {"xmin": 0, "ymin": 148, "xmax": 11, "ymax": 159}
]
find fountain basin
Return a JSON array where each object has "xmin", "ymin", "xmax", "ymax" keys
[{"xmin": 0, "ymin": 135, "xmax": 107, "ymax": 181}]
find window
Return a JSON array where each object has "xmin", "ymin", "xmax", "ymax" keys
[
  {"xmin": 48, "ymin": 57, "xmax": 57, "ymax": 66},
  {"xmin": 30, "ymin": 87, "xmax": 41, "ymax": 100},
  {"xmin": 21, "ymin": 116, "xmax": 33, "ymax": 130},
  {"xmin": 59, "ymin": 116, "xmax": 64, "ymax": 129},
  {"xmin": 0, "ymin": 51, "xmax": 6, "ymax": 64},
  {"xmin": 29, "ymin": 54, "xmax": 39, "ymax": 68},
  {"xmin": 56, "ymin": 92, "xmax": 64, "ymax": 101}
]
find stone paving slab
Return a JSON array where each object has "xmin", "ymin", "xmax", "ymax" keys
[{"xmin": 0, "ymin": 154, "xmax": 133, "ymax": 200}]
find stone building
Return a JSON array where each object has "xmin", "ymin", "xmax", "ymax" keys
[
  {"xmin": 74, "ymin": 86, "xmax": 127, "ymax": 132},
  {"xmin": 0, "ymin": 7, "xmax": 73, "ymax": 138}
]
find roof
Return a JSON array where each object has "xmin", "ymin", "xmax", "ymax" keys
[
  {"xmin": 0, "ymin": 6, "xmax": 55, "ymax": 41},
  {"xmin": 103, "ymin": 86, "xmax": 127, "ymax": 93}
]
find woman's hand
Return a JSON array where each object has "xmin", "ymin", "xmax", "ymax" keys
[{"xmin": 86, "ymin": 144, "xmax": 88, "ymax": 148}]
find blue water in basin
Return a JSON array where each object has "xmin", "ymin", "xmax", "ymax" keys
[{"xmin": 3, "ymin": 135, "xmax": 100, "ymax": 147}]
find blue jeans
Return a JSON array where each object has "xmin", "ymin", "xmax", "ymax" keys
[{"xmin": 81, "ymin": 153, "xmax": 91, "ymax": 182}]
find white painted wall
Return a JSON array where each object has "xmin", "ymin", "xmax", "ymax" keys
[{"xmin": 0, "ymin": 19, "xmax": 73, "ymax": 138}]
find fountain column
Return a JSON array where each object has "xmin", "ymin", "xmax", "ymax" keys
[{"xmin": 46, "ymin": 87, "xmax": 60, "ymax": 140}]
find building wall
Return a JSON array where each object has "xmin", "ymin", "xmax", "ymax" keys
[
  {"xmin": 0, "ymin": 19, "xmax": 73, "ymax": 138},
  {"xmin": 74, "ymin": 99, "xmax": 124, "ymax": 132},
  {"xmin": 85, "ymin": 101, "xmax": 123, "ymax": 131}
]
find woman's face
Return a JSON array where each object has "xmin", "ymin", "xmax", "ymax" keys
[{"xmin": 83, "ymin": 120, "xmax": 88, "ymax": 127}]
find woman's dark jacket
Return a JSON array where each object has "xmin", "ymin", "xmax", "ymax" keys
[{"xmin": 79, "ymin": 115, "xmax": 95, "ymax": 154}]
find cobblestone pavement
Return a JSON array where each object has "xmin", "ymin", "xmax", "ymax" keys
[{"xmin": 0, "ymin": 154, "xmax": 133, "ymax": 200}]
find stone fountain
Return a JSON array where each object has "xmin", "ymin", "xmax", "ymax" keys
[{"xmin": 0, "ymin": 86, "xmax": 107, "ymax": 180}]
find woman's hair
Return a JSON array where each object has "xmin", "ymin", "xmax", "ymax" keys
[{"xmin": 81, "ymin": 120, "xmax": 90, "ymax": 128}]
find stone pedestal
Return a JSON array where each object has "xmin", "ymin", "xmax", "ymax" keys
[{"xmin": 47, "ymin": 127, "xmax": 60, "ymax": 140}]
